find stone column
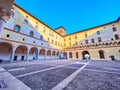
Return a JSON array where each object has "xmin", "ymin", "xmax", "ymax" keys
[
  {"xmin": 36, "ymin": 50, "xmax": 39, "ymax": 61},
  {"xmin": 26, "ymin": 49, "xmax": 30, "ymax": 61},
  {"xmin": 50, "ymin": 50, "xmax": 52, "ymax": 60},
  {"xmin": 10, "ymin": 48, "xmax": 15, "ymax": 62},
  {"xmin": 44, "ymin": 51, "xmax": 47, "ymax": 60}
]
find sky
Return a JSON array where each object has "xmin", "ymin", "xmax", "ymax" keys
[{"xmin": 15, "ymin": 0, "xmax": 120, "ymax": 34}]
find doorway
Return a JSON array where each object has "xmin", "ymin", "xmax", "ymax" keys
[{"xmin": 82, "ymin": 51, "xmax": 90, "ymax": 60}]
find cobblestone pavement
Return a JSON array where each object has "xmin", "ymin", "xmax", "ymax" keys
[{"xmin": 0, "ymin": 60, "xmax": 120, "ymax": 90}]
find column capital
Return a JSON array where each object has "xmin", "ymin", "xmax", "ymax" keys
[{"xmin": 0, "ymin": 7, "xmax": 14, "ymax": 21}]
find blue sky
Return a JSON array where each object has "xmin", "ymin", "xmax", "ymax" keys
[{"xmin": 15, "ymin": 0, "xmax": 120, "ymax": 34}]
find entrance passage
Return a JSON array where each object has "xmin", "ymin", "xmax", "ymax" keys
[
  {"xmin": 82, "ymin": 51, "xmax": 90, "ymax": 60},
  {"xmin": 63, "ymin": 52, "xmax": 67, "ymax": 59}
]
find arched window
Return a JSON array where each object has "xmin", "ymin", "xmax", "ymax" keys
[
  {"xmin": 98, "ymin": 37, "xmax": 102, "ymax": 42},
  {"xmin": 85, "ymin": 33, "xmax": 87, "ymax": 37},
  {"xmin": 112, "ymin": 27, "xmax": 117, "ymax": 32},
  {"xmin": 91, "ymin": 38, "xmax": 94, "ymax": 43},
  {"xmin": 29, "ymin": 31, "xmax": 34, "ymax": 37},
  {"xmin": 98, "ymin": 50, "xmax": 105, "ymax": 59},
  {"xmin": 24, "ymin": 19, "xmax": 28, "ymax": 25},
  {"xmin": 14, "ymin": 25, "xmax": 21, "ymax": 32},
  {"xmin": 85, "ymin": 40, "xmax": 88, "ymax": 44},
  {"xmin": 69, "ymin": 52, "xmax": 73, "ymax": 58},
  {"xmin": 115, "ymin": 34, "xmax": 119, "ymax": 40},
  {"xmin": 97, "ymin": 31, "xmax": 100, "ymax": 35}
]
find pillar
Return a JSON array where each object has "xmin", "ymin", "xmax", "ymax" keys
[
  {"xmin": 36, "ymin": 50, "xmax": 39, "ymax": 61},
  {"xmin": 10, "ymin": 48, "xmax": 15, "ymax": 62},
  {"xmin": 44, "ymin": 51, "xmax": 47, "ymax": 60},
  {"xmin": 26, "ymin": 49, "xmax": 30, "ymax": 61}
]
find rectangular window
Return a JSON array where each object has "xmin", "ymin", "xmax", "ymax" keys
[
  {"xmin": 97, "ymin": 31, "xmax": 100, "ymax": 35},
  {"xmin": 69, "ymin": 37, "xmax": 71, "ymax": 40},
  {"xmin": 75, "ymin": 36, "xmax": 77, "ymax": 39},
  {"xmin": 85, "ymin": 40, "xmax": 88, "ymax": 44},
  {"xmin": 98, "ymin": 37, "xmax": 102, "ymax": 42},
  {"xmin": 113, "ymin": 27, "xmax": 117, "ymax": 32},
  {"xmin": 64, "ymin": 39, "xmax": 66, "ymax": 41},
  {"xmin": 64, "ymin": 43, "xmax": 66, "ymax": 46}
]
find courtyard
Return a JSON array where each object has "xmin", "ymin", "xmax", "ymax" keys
[{"xmin": 0, "ymin": 60, "xmax": 120, "ymax": 90}]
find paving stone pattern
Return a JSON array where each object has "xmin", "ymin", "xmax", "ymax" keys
[
  {"xmin": 18, "ymin": 67, "xmax": 77, "ymax": 90},
  {"xmin": 3, "ymin": 64, "xmax": 53, "ymax": 76}
]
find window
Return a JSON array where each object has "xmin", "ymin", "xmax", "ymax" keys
[
  {"xmin": 97, "ymin": 31, "xmax": 100, "ymax": 35},
  {"xmin": 41, "ymin": 43, "xmax": 43, "ymax": 45},
  {"xmin": 115, "ymin": 34, "xmax": 119, "ymax": 40},
  {"xmin": 98, "ymin": 37, "xmax": 102, "ymax": 42},
  {"xmin": 55, "ymin": 41, "xmax": 57, "ymax": 45},
  {"xmin": 85, "ymin": 33, "xmax": 87, "ymax": 37},
  {"xmin": 75, "ymin": 36, "xmax": 77, "ymax": 39},
  {"xmin": 58, "ymin": 42, "xmax": 60, "ymax": 46},
  {"xmin": 26, "ymin": 16, "xmax": 28, "ymax": 18},
  {"xmin": 64, "ymin": 43, "xmax": 66, "ymax": 46},
  {"xmin": 91, "ymin": 38, "xmax": 94, "ymax": 43},
  {"xmin": 6, "ymin": 34, "xmax": 10, "ymax": 38},
  {"xmin": 69, "ymin": 52, "xmax": 73, "ymax": 58},
  {"xmin": 111, "ymin": 38, "xmax": 114, "ymax": 41},
  {"xmin": 14, "ymin": 25, "xmax": 21, "ymax": 32},
  {"xmin": 35, "ymin": 25, "xmax": 38, "ymax": 29},
  {"xmin": 64, "ymin": 39, "xmax": 66, "ymax": 41},
  {"xmin": 75, "ymin": 41, "xmax": 78, "ymax": 45},
  {"xmin": 99, "ymin": 50, "xmax": 105, "ymax": 59},
  {"xmin": 40, "ymin": 35, "xmax": 43, "ymax": 40},
  {"xmin": 112, "ymin": 27, "xmax": 117, "ymax": 32},
  {"xmin": 43, "ymin": 27, "xmax": 45, "ymax": 33},
  {"xmin": 52, "ymin": 40, "xmax": 54, "ymax": 44},
  {"xmin": 33, "ymin": 41, "xmax": 35, "ymax": 43},
  {"xmin": 22, "ymin": 38, "xmax": 25, "ymax": 41},
  {"xmin": 69, "ymin": 37, "xmax": 71, "ymax": 40},
  {"xmin": 85, "ymin": 40, "xmax": 88, "ymax": 44},
  {"xmin": 24, "ymin": 19, "xmax": 28, "ymax": 24},
  {"xmin": 29, "ymin": 31, "xmax": 34, "ymax": 37}
]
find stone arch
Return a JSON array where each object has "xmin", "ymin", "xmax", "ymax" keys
[
  {"xmin": 52, "ymin": 51, "xmax": 56, "ymax": 56},
  {"xmin": 14, "ymin": 45, "xmax": 27, "ymax": 61},
  {"xmin": 63, "ymin": 52, "xmax": 67, "ymax": 59},
  {"xmin": 52, "ymin": 51, "xmax": 56, "ymax": 59},
  {"xmin": 69, "ymin": 52, "xmax": 73, "ymax": 58},
  {"xmin": 29, "ymin": 47, "xmax": 38, "ymax": 60},
  {"xmin": 0, "ymin": 42, "xmax": 13, "ymax": 62},
  {"xmin": 39, "ymin": 48, "xmax": 46, "ymax": 60},
  {"xmin": 46, "ymin": 50, "xmax": 51, "ymax": 59},
  {"xmin": 82, "ymin": 51, "xmax": 90, "ymax": 60}
]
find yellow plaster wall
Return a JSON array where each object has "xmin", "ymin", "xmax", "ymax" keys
[
  {"xmin": 14, "ymin": 5, "xmax": 63, "ymax": 50},
  {"xmin": 63, "ymin": 27, "xmax": 103, "ymax": 47}
]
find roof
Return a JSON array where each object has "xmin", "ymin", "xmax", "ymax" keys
[{"xmin": 64, "ymin": 18, "xmax": 118, "ymax": 36}]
